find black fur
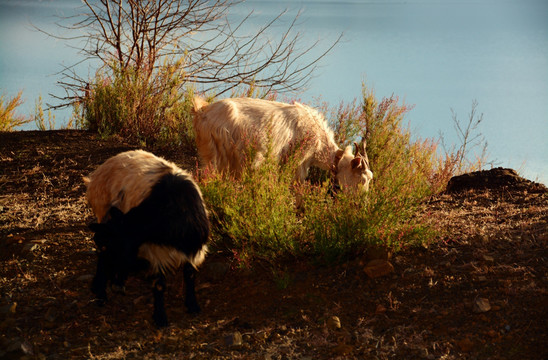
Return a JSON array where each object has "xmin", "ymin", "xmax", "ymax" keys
[{"xmin": 89, "ymin": 172, "xmax": 209, "ymax": 327}]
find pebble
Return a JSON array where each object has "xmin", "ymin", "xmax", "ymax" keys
[
  {"xmin": 473, "ymin": 298, "xmax": 491, "ymax": 313},
  {"xmin": 364, "ymin": 259, "xmax": 394, "ymax": 278},
  {"xmin": 224, "ymin": 331, "xmax": 243, "ymax": 347},
  {"xmin": 22, "ymin": 243, "xmax": 39, "ymax": 254},
  {"xmin": 0, "ymin": 302, "xmax": 17, "ymax": 315},
  {"xmin": 326, "ymin": 316, "xmax": 341, "ymax": 330},
  {"xmin": 457, "ymin": 337, "xmax": 474, "ymax": 352},
  {"xmin": 4, "ymin": 339, "xmax": 34, "ymax": 357},
  {"xmin": 44, "ymin": 307, "xmax": 58, "ymax": 323},
  {"xmin": 77, "ymin": 274, "xmax": 94, "ymax": 282},
  {"xmin": 332, "ymin": 343, "xmax": 353, "ymax": 355}
]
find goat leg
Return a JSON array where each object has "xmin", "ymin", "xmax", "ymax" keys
[
  {"xmin": 152, "ymin": 274, "xmax": 168, "ymax": 327},
  {"xmin": 183, "ymin": 262, "xmax": 201, "ymax": 314},
  {"xmin": 91, "ymin": 254, "xmax": 108, "ymax": 306}
]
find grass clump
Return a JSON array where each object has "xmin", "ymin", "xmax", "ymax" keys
[
  {"xmin": 75, "ymin": 60, "xmax": 196, "ymax": 149},
  {"xmin": 0, "ymin": 91, "xmax": 32, "ymax": 131},
  {"xmin": 200, "ymin": 84, "xmax": 452, "ymax": 266},
  {"xmin": 302, "ymin": 86, "xmax": 445, "ymax": 263},
  {"xmin": 200, "ymin": 146, "xmax": 303, "ymax": 267}
]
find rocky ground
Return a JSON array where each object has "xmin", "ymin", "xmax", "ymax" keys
[{"xmin": 0, "ymin": 130, "xmax": 546, "ymax": 359}]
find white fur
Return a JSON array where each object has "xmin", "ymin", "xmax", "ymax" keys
[
  {"xmin": 138, "ymin": 244, "xmax": 208, "ymax": 274},
  {"xmin": 84, "ymin": 150, "xmax": 191, "ymax": 222},
  {"xmin": 192, "ymin": 97, "xmax": 373, "ymax": 190}
]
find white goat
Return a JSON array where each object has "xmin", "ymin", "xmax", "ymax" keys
[{"xmin": 192, "ymin": 97, "xmax": 373, "ymax": 190}]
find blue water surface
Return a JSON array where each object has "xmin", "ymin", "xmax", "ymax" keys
[{"xmin": 1, "ymin": 0, "xmax": 546, "ymax": 183}]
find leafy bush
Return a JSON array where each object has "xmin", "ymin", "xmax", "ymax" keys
[
  {"xmin": 302, "ymin": 86, "xmax": 446, "ymax": 263},
  {"xmin": 0, "ymin": 91, "xmax": 31, "ymax": 131},
  {"xmin": 199, "ymin": 84, "xmax": 451, "ymax": 266},
  {"xmin": 75, "ymin": 60, "xmax": 196, "ymax": 149},
  {"xmin": 199, "ymin": 143, "xmax": 304, "ymax": 267}
]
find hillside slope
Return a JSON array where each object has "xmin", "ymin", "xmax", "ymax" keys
[{"xmin": 1, "ymin": 130, "xmax": 546, "ymax": 359}]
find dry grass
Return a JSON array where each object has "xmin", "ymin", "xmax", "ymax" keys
[{"xmin": 1, "ymin": 130, "xmax": 546, "ymax": 359}]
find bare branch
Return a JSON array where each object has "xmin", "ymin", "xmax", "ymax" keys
[{"xmin": 42, "ymin": 0, "xmax": 339, "ymax": 107}]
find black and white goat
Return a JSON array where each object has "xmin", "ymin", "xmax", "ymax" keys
[{"xmin": 85, "ymin": 150, "xmax": 209, "ymax": 327}]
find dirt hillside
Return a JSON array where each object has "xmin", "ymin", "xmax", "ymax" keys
[{"xmin": 1, "ymin": 130, "xmax": 546, "ymax": 359}]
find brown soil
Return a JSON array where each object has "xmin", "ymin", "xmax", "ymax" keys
[{"xmin": 1, "ymin": 130, "xmax": 546, "ymax": 359}]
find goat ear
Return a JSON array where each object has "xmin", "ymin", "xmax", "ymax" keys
[{"xmin": 350, "ymin": 157, "xmax": 363, "ymax": 170}]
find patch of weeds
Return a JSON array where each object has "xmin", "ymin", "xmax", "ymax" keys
[{"xmin": 0, "ymin": 91, "xmax": 31, "ymax": 131}]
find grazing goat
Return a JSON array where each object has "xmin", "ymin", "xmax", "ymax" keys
[
  {"xmin": 85, "ymin": 150, "xmax": 209, "ymax": 327},
  {"xmin": 192, "ymin": 97, "xmax": 373, "ymax": 191}
]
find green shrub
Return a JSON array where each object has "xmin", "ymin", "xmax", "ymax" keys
[
  {"xmin": 200, "ymin": 144, "xmax": 304, "ymax": 267},
  {"xmin": 76, "ymin": 60, "xmax": 196, "ymax": 149},
  {"xmin": 199, "ymin": 84, "xmax": 450, "ymax": 266},
  {"xmin": 300, "ymin": 86, "xmax": 443, "ymax": 263},
  {"xmin": 0, "ymin": 91, "xmax": 31, "ymax": 131}
]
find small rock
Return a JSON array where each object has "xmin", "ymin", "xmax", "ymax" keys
[
  {"xmin": 482, "ymin": 255, "xmax": 494, "ymax": 263},
  {"xmin": 22, "ymin": 243, "xmax": 39, "ymax": 254},
  {"xmin": 44, "ymin": 307, "xmax": 58, "ymax": 323},
  {"xmin": 364, "ymin": 259, "xmax": 394, "ymax": 278},
  {"xmin": 6, "ymin": 235, "xmax": 25, "ymax": 245},
  {"xmin": 473, "ymin": 234, "xmax": 489, "ymax": 244},
  {"xmin": 80, "ymin": 250, "xmax": 97, "ymax": 256},
  {"xmin": 456, "ymin": 337, "xmax": 474, "ymax": 352},
  {"xmin": 77, "ymin": 274, "xmax": 94, "ymax": 282},
  {"xmin": 326, "ymin": 316, "xmax": 341, "ymax": 330},
  {"xmin": 0, "ymin": 302, "xmax": 17, "ymax": 315},
  {"xmin": 224, "ymin": 331, "xmax": 243, "ymax": 347},
  {"xmin": 473, "ymin": 298, "xmax": 491, "ymax": 313},
  {"xmin": 332, "ymin": 343, "xmax": 353, "ymax": 356},
  {"xmin": 375, "ymin": 304, "xmax": 387, "ymax": 314},
  {"xmin": 5, "ymin": 339, "xmax": 34, "ymax": 356}
]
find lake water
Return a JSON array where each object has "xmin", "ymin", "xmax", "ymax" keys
[{"xmin": 1, "ymin": 0, "xmax": 547, "ymax": 184}]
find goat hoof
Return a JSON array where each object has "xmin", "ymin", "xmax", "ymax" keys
[
  {"xmin": 153, "ymin": 313, "xmax": 168, "ymax": 328},
  {"xmin": 111, "ymin": 284, "xmax": 126, "ymax": 294},
  {"xmin": 92, "ymin": 297, "xmax": 107, "ymax": 307},
  {"xmin": 185, "ymin": 303, "xmax": 201, "ymax": 314}
]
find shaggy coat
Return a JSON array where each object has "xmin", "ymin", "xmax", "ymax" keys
[
  {"xmin": 192, "ymin": 97, "xmax": 373, "ymax": 190},
  {"xmin": 85, "ymin": 150, "xmax": 209, "ymax": 327}
]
